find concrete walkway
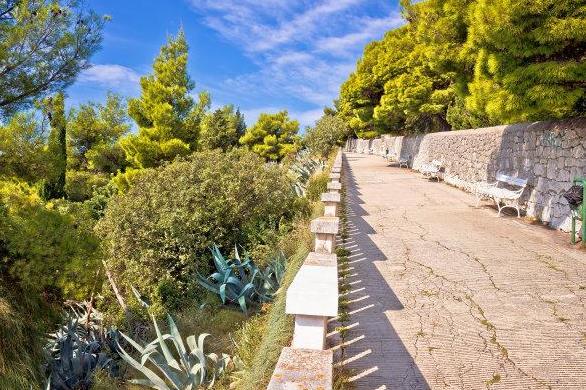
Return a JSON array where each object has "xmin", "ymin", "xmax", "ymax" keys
[{"xmin": 336, "ymin": 153, "xmax": 586, "ymax": 390}]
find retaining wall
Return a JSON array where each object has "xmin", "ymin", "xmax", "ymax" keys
[{"xmin": 346, "ymin": 118, "xmax": 586, "ymax": 231}]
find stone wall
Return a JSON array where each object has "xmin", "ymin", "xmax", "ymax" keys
[{"xmin": 346, "ymin": 118, "xmax": 586, "ymax": 231}]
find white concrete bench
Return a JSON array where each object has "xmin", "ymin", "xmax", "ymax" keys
[
  {"xmin": 475, "ymin": 173, "xmax": 528, "ymax": 217},
  {"xmin": 399, "ymin": 155, "xmax": 410, "ymax": 168},
  {"xmin": 420, "ymin": 160, "xmax": 442, "ymax": 181}
]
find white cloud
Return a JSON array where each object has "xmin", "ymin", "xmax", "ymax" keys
[
  {"xmin": 187, "ymin": 0, "xmax": 404, "ymax": 125},
  {"xmin": 79, "ymin": 64, "xmax": 141, "ymax": 88}
]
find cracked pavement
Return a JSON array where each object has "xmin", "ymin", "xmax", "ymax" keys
[{"xmin": 335, "ymin": 153, "xmax": 586, "ymax": 390}]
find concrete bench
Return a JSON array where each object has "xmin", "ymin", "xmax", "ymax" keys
[
  {"xmin": 420, "ymin": 160, "xmax": 442, "ymax": 181},
  {"xmin": 267, "ymin": 348, "xmax": 333, "ymax": 390},
  {"xmin": 326, "ymin": 181, "xmax": 341, "ymax": 194},
  {"xmin": 475, "ymin": 173, "xmax": 528, "ymax": 217}
]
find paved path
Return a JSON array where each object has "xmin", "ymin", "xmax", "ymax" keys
[{"xmin": 335, "ymin": 153, "xmax": 586, "ymax": 390}]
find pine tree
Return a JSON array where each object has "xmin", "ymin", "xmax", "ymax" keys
[
  {"xmin": 240, "ymin": 111, "xmax": 300, "ymax": 161},
  {"xmin": 42, "ymin": 92, "xmax": 67, "ymax": 199},
  {"xmin": 120, "ymin": 29, "xmax": 209, "ymax": 168},
  {"xmin": 465, "ymin": 0, "xmax": 586, "ymax": 124},
  {"xmin": 199, "ymin": 105, "xmax": 240, "ymax": 151}
]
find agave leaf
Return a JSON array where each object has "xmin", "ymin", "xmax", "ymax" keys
[
  {"xmin": 148, "ymin": 351, "xmax": 185, "ymax": 390},
  {"xmin": 211, "ymin": 245, "xmax": 229, "ymax": 271},
  {"xmin": 152, "ymin": 314, "xmax": 181, "ymax": 371},
  {"xmin": 131, "ymin": 285, "xmax": 150, "ymax": 308},
  {"xmin": 237, "ymin": 295, "xmax": 248, "ymax": 315},
  {"xmin": 117, "ymin": 341, "xmax": 170, "ymax": 390},
  {"xmin": 167, "ymin": 314, "xmax": 191, "ymax": 372},
  {"xmin": 196, "ymin": 273, "xmax": 220, "ymax": 294},
  {"xmin": 119, "ymin": 331, "xmax": 147, "ymax": 355}
]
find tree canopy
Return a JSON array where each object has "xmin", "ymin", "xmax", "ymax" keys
[
  {"xmin": 0, "ymin": 0, "xmax": 106, "ymax": 117},
  {"xmin": 121, "ymin": 29, "xmax": 210, "ymax": 169},
  {"xmin": 338, "ymin": 0, "xmax": 585, "ymax": 136},
  {"xmin": 240, "ymin": 111, "xmax": 300, "ymax": 161}
]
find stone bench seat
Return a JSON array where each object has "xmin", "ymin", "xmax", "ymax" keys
[{"xmin": 267, "ymin": 348, "xmax": 333, "ymax": 390}]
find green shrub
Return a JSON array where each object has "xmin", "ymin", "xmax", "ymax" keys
[
  {"xmin": 96, "ymin": 149, "xmax": 296, "ymax": 316},
  {"xmin": 305, "ymin": 171, "xmax": 329, "ymax": 201},
  {"xmin": 65, "ymin": 170, "xmax": 110, "ymax": 202},
  {"xmin": 0, "ymin": 180, "xmax": 101, "ymax": 300}
]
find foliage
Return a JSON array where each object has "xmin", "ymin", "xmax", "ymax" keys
[
  {"xmin": 465, "ymin": 0, "xmax": 586, "ymax": 124},
  {"xmin": 231, "ymin": 244, "xmax": 308, "ymax": 390},
  {"xmin": 338, "ymin": 0, "xmax": 585, "ymax": 135},
  {"xmin": 0, "ymin": 179, "xmax": 101, "ymax": 300},
  {"xmin": 305, "ymin": 171, "xmax": 329, "ymax": 202},
  {"xmin": 41, "ymin": 92, "xmax": 67, "ymax": 200},
  {"xmin": 0, "ymin": 111, "xmax": 49, "ymax": 182},
  {"xmin": 196, "ymin": 246, "xmax": 286, "ymax": 315},
  {"xmin": 304, "ymin": 114, "xmax": 349, "ymax": 158},
  {"xmin": 67, "ymin": 93, "xmax": 130, "ymax": 174},
  {"xmin": 289, "ymin": 150, "xmax": 325, "ymax": 197},
  {"xmin": 65, "ymin": 170, "xmax": 110, "ymax": 202},
  {"xmin": 0, "ymin": 0, "xmax": 105, "ymax": 117},
  {"xmin": 96, "ymin": 149, "xmax": 296, "ymax": 316},
  {"xmin": 0, "ymin": 276, "xmax": 56, "ymax": 390},
  {"xmin": 117, "ymin": 300, "xmax": 232, "ymax": 390},
  {"xmin": 44, "ymin": 303, "xmax": 121, "ymax": 390},
  {"xmin": 239, "ymin": 111, "xmax": 300, "ymax": 161},
  {"xmin": 200, "ymin": 105, "xmax": 245, "ymax": 151},
  {"xmin": 121, "ymin": 29, "xmax": 210, "ymax": 169}
]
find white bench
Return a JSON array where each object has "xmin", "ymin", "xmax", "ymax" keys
[
  {"xmin": 399, "ymin": 155, "xmax": 410, "ymax": 168},
  {"xmin": 420, "ymin": 160, "xmax": 442, "ymax": 181},
  {"xmin": 475, "ymin": 173, "xmax": 528, "ymax": 217}
]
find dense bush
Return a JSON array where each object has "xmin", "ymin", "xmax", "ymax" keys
[
  {"xmin": 65, "ymin": 170, "xmax": 110, "ymax": 202},
  {"xmin": 304, "ymin": 114, "xmax": 350, "ymax": 158},
  {"xmin": 96, "ymin": 149, "xmax": 297, "ymax": 316},
  {"xmin": 0, "ymin": 180, "xmax": 101, "ymax": 301},
  {"xmin": 305, "ymin": 171, "xmax": 329, "ymax": 202}
]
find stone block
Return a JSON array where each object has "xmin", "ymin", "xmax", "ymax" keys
[
  {"xmin": 286, "ymin": 263, "xmax": 338, "ymax": 317},
  {"xmin": 329, "ymin": 172, "xmax": 341, "ymax": 181},
  {"xmin": 310, "ymin": 217, "xmax": 339, "ymax": 235},
  {"xmin": 267, "ymin": 347, "xmax": 332, "ymax": 390},
  {"xmin": 331, "ymin": 166, "xmax": 341, "ymax": 174},
  {"xmin": 291, "ymin": 315, "xmax": 328, "ymax": 350},
  {"xmin": 321, "ymin": 192, "xmax": 341, "ymax": 217},
  {"xmin": 327, "ymin": 181, "xmax": 342, "ymax": 193},
  {"xmin": 304, "ymin": 252, "xmax": 337, "ymax": 267}
]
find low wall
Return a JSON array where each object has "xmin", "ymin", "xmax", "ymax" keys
[{"xmin": 346, "ymin": 118, "xmax": 586, "ymax": 231}]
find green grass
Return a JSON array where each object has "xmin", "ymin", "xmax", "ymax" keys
[{"xmin": 232, "ymin": 245, "xmax": 308, "ymax": 389}]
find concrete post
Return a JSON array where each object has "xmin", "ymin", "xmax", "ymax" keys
[
  {"xmin": 310, "ymin": 217, "xmax": 339, "ymax": 254},
  {"xmin": 321, "ymin": 192, "xmax": 341, "ymax": 217}
]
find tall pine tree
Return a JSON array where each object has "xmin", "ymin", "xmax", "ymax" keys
[
  {"xmin": 120, "ymin": 29, "xmax": 209, "ymax": 168},
  {"xmin": 42, "ymin": 92, "xmax": 67, "ymax": 199}
]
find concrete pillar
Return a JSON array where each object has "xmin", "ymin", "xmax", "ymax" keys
[
  {"xmin": 327, "ymin": 181, "xmax": 341, "ymax": 194},
  {"xmin": 311, "ymin": 217, "xmax": 339, "ymax": 254},
  {"xmin": 321, "ymin": 192, "xmax": 341, "ymax": 217}
]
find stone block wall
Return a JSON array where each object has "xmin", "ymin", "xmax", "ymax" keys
[{"xmin": 346, "ymin": 118, "xmax": 586, "ymax": 231}]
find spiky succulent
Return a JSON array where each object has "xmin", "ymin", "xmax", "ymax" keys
[
  {"xmin": 116, "ymin": 304, "xmax": 232, "ymax": 389},
  {"xmin": 44, "ymin": 302, "xmax": 122, "ymax": 389},
  {"xmin": 196, "ymin": 246, "xmax": 286, "ymax": 315}
]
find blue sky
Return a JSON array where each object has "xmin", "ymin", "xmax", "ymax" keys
[{"xmin": 68, "ymin": 0, "xmax": 404, "ymax": 129}]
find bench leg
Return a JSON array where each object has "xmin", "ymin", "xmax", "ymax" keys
[{"xmin": 571, "ymin": 217, "xmax": 576, "ymax": 245}]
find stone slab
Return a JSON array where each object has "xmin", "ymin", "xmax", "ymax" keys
[
  {"xmin": 304, "ymin": 251, "xmax": 337, "ymax": 266},
  {"xmin": 327, "ymin": 181, "xmax": 342, "ymax": 191},
  {"xmin": 267, "ymin": 347, "xmax": 333, "ymax": 390},
  {"xmin": 310, "ymin": 217, "xmax": 339, "ymax": 234},
  {"xmin": 286, "ymin": 264, "xmax": 338, "ymax": 316},
  {"xmin": 321, "ymin": 192, "xmax": 341, "ymax": 203}
]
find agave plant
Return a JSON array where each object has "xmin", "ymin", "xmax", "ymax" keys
[
  {"xmin": 44, "ymin": 302, "xmax": 122, "ymax": 389},
  {"xmin": 116, "ymin": 309, "xmax": 232, "ymax": 389},
  {"xmin": 289, "ymin": 150, "xmax": 325, "ymax": 197},
  {"xmin": 196, "ymin": 246, "xmax": 286, "ymax": 315}
]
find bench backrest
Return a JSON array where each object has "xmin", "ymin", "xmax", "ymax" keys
[{"xmin": 496, "ymin": 173, "xmax": 528, "ymax": 188}]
